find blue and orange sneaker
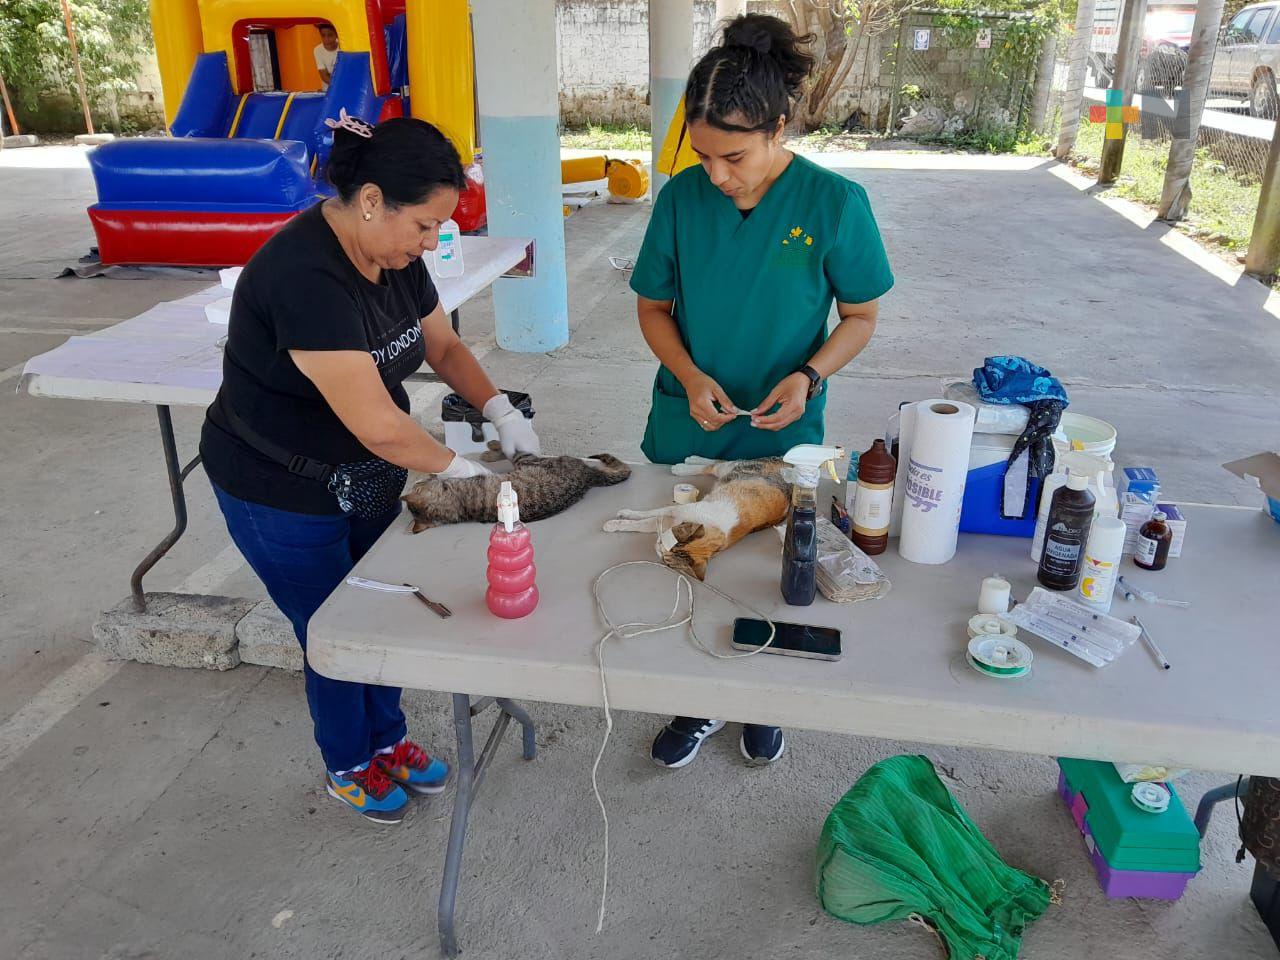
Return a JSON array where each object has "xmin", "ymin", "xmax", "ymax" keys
[
  {"xmin": 375, "ymin": 739, "xmax": 450, "ymax": 795},
  {"xmin": 326, "ymin": 762, "xmax": 408, "ymax": 824}
]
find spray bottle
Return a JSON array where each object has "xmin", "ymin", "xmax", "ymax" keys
[
  {"xmin": 781, "ymin": 444, "xmax": 843, "ymax": 606},
  {"xmin": 486, "ymin": 481, "xmax": 539, "ymax": 619}
]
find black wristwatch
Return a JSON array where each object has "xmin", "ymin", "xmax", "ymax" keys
[{"xmin": 798, "ymin": 364, "xmax": 823, "ymax": 400}]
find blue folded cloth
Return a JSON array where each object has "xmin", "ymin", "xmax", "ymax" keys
[{"xmin": 972, "ymin": 356, "xmax": 1068, "ymax": 407}]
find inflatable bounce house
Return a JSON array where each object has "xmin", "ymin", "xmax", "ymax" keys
[{"xmin": 88, "ymin": 0, "xmax": 648, "ymax": 267}]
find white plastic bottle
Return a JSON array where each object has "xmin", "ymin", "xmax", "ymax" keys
[
  {"xmin": 1030, "ymin": 472, "xmax": 1069, "ymax": 562},
  {"xmin": 1077, "ymin": 515, "xmax": 1126, "ymax": 612},
  {"xmin": 432, "ymin": 218, "xmax": 464, "ymax": 278}
]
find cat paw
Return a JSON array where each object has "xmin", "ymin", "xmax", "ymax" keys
[{"xmin": 602, "ymin": 519, "xmax": 626, "ymax": 532}]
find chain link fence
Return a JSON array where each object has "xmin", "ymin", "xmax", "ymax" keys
[
  {"xmin": 882, "ymin": 10, "xmax": 1040, "ymax": 146},
  {"xmin": 1037, "ymin": 5, "xmax": 1273, "ymax": 254}
]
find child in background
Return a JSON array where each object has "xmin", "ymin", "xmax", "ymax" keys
[{"xmin": 314, "ymin": 23, "xmax": 340, "ymax": 91}]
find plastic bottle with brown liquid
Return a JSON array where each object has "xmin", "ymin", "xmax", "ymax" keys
[
  {"xmin": 1134, "ymin": 510, "xmax": 1173, "ymax": 571},
  {"xmin": 850, "ymin": 439, "xmax": 896, "ymax": 556},
  {"xmin": 1037, "ymin": 472, "xmax": 1095, "ymax": 591}
]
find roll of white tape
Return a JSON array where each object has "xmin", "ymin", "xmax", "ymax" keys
[
  {"xmin": 968, "ymin": 614, "xmax": 1018, "ymax": 639},
  {"xmin": 673, "ymin": 483, "xmax": 700, "ymax": 504}
]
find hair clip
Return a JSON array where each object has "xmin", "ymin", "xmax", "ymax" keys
[{"xmin": 325, "ymin": 108, "xmax": 374, "ymax": 139}]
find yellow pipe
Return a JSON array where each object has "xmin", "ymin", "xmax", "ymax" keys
[
  {"xmin": 227, "ymin": 93, "xmax": 250, "ymax": 137},
  {"xmin": 561, "ymin": 156, "xmax": 607, "ymax": 184},
  {"xmin": 272, "ymin": 92, "xmax": 297, "ymax": 138},
  {"xmin": 406, "ymin": 0, "xmax": 475, "ymax": 164}
]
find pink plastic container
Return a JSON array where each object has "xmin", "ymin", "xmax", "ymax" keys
[{"xmin": 485, "ymin": 523, "xmax": 538, "ymax": 619}]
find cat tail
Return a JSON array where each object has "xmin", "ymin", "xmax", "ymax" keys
[{"xmin": 585, "ymin": 454, "xmax": 632, "ymax": 486}]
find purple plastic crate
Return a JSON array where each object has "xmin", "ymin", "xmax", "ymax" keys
[
  {"xmin": 1056, "ymin": 770, "xmax": 1197, "ymax": 901},
  {"xmin": 1084, "ymin": 831, "xmax": 1197, "ymax": 899}
]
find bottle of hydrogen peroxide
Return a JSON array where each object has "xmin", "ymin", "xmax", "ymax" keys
[
  {"xmin": 781, "ymin": 444, "xmax": 842, "ymax": 606},
  {"xmin": 1037, "ymin": 472, "xmax": 1095, "ymax": 591},
  {"xmin": 433, "ymin": 218, "xmax": 465, "ymax": 278}
]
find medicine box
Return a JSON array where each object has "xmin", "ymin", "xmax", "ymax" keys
[
  {"xmin": 1056, "ymin": 758, "xmax": 1200, "ymax": 900},
  {"xmin": 1119, "ymin": 467, "xmax": 1161, "ymax": 500},
  {"xmin": 1156, "ymin": 503, "xmax": 1186, "ymax": 558}
]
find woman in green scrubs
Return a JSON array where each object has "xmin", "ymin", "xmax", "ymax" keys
[{"xmin": 630, "ymin": 13, "xmax": 894, "ymax": 769}]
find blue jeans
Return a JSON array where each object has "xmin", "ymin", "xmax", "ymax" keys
[{"xmin": 212, "ymin": 483, "xmax": 407, "ymax": 773}]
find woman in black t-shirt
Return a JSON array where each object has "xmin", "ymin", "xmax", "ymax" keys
[{"xmin": 200, "ymin": 115, "xmax": 538, "ymax": 825}]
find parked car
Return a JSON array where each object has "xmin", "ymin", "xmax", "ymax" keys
[
  {"xmin": 1209, "ymin": 1, "xmax": 1280, "ymax": 118},
  {"xmin": 1089, "ymin": 0, "xmax": 1196, "ymax": 92}
]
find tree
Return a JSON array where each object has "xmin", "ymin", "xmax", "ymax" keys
[
  {"xmin": 0, "ymin": 0, "xmax": 152, "ymax": 122},
  {"xmin": 779, "ymin": 0, "xmax": 930, "ymax": 131}
]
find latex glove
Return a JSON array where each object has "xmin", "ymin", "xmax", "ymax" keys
[
  {"xmin": 484, "ymin": 393, "xmax": 541, "ymax": 459},
  {"xmin": 437, "ymin": 454, "xmax": 494, "ymax": 479}
]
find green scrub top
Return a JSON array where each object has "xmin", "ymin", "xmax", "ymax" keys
[{"xmin": 630, "ymin": 154, "xmax": 894, "ymax": 465}]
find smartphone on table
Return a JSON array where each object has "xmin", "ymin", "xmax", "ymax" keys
[{"xmin": 731, "ymin": 617, "xmax": 842, "ymax": 661}]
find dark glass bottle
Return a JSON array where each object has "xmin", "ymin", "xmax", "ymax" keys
[
  {"xmin": 1134, "ymin": 510, "xmax": 1173, "ymax": 571},
  {"xmin": 1037, "ymin": 473, "xmax": 1096, "ymax": 591}
]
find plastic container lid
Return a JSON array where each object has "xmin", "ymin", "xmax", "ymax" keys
[
  {"xmin": 1131, "ymin": 782, "xmax": 1172, "ymax": 815},
  {"xmin": 1086, "ymin": 515, "xmax": 1127, "ymax": 555},
  {"xmin": 1066, "ymin": 472, "xmax": 1089, "ymax": 491}
]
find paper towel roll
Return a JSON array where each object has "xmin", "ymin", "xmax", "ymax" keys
[{"xmin": 899, "ymin": 399, "xmax": 976, "ymax": 565}]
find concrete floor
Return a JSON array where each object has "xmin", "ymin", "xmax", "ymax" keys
[{"xmin": 2, "ymin": 145, "xmax": 1278, "ymax": 960}]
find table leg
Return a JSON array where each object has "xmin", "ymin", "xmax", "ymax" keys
[
  {"xmin": 496, "ymin": 698, "xmax": 537, "ymax": 761},
  {"xmin": 129, "ymin": 405, "xmax": 202, "ymax": 613},
  {"xmin": 439, "ymin": 693, "xmax": 475, "ymax": 958},
  {"xmin": 1195, "ymin": 778, "xmax": 1249, "ymax": 838},
  {"xmin": 437, "ymin": 694, "xmax": 536, "ymax": 957}
]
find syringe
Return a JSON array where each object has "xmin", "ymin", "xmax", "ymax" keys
[
  {"xmin": 999, "ymin": 608, "xmax": 1112, "ymax": 667},
  {"xmin": 1116, "ymin": 576, "xmax": 1191, "ymax": 608}
]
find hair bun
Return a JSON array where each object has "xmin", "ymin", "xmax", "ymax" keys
[{"xmin": 724, "ymin": 19, "xmax": 773, "ymax": 54}]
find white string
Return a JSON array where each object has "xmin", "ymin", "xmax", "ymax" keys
[{"xmin": 589, "ymin": 560, "xmax": 777, "ymax": 933}]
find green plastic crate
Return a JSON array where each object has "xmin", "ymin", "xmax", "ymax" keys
[{"xmin": 1058, "ymin": 758, "xmax": 1201, "ymax": 874}]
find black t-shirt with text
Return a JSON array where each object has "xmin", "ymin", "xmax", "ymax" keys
[{"xmin": 200, "ymin": 203, "xmax": 437, "ymax": 514}]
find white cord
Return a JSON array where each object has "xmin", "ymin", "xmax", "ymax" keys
[{"xmin": 589, "ymin": 560, "xmax": 777, "ymax": 933}]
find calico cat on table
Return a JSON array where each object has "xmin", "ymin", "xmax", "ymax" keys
[{"xmin": 602, "ymin": 456, "xmax": 792, "ymax": 580}]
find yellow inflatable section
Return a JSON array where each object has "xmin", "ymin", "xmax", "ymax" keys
[
  {"xmin": 657, "ymin": 96, "xmax": 699, "ymax": 178},
  {"xmin": 406, "ymin": 0, "xmax": 475, "ymax": 165}
]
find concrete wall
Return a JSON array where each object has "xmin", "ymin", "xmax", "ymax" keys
[
  {"xmin": 558, "ymin": 0, "xmax": 719, "ymax": 127},
  {"xmin": 556, "ymin": 0, "xmax": 889, "ymax": 129}
]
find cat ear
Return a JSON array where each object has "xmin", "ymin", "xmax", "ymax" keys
[
  {"xmin": 670, "ymin": 522, "xmax": 705, "ymax": 544},
  {"xmin": 409, "ymin": 518, "xmax": 434, "ymax": 534}
]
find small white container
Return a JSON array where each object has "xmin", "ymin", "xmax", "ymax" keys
[
  {"xmin": 432, "ymin": 218, "xmax": 464, "ymax": 278},
  {"xmin": 1078, "ymin": 515, "xmax": 1126, "ymax": 612}
]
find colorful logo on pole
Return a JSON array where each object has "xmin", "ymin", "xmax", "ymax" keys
[{"xmin": 1089, "ymin": 89, "xmax": 1139, "ymax": 140}]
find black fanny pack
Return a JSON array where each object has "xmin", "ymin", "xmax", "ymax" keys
[{"xmin": 223, "ymin": 405, "xmax": 407, "ymax": 519}]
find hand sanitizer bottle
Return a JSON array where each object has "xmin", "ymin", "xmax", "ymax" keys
[
  {"xmin": 433, "ymin": 218, "xmax": 465, "ymax": 278},
  {"xmin": 486, "ymin": 481, "xmax": 538, "ymax": 619}
]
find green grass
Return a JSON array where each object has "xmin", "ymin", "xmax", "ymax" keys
[
  {"xmin": 1041, "ymin": 120, "xmax": 1261, "ymax": 252},
  {"xmin": 560, "ymin": 123, "xmax": 651, "ymax": 151}
]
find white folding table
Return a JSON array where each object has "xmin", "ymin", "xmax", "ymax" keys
[
  {"xmin": 306, "ymin": 463, "xmax": 1280, "ymax": 956},
  {"xmin": 18, "ymin": 235, "xmax": 531, "ymax": 610}
]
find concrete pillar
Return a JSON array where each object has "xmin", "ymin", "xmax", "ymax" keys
[
  {"xmin": 1054, "ymin": 0, "xmax": 1098, "ymax": 159},
  {"xmin": 472, "ymin": 0, "xmax": 569, "ymax": 353},
  {"xmin": 1157, "ymin": 0, "xmax": 1226, "ymax": 220},
  {"xmin": 715, "ymin": 0, "xmax": 747, "ymax": 23},
  {"xmin": 650, "ymin": 0, "xmax": 694, "ymax": 195},
  {"xmin": 1245, "ymin": 121, "xmax": 1280, "ymax": 280},
  {"xmin": 1098, "ymin": 0, "xmax": 1149, "ymax": 185}
]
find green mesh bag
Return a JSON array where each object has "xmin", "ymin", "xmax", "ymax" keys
[{"xmin": 815, "ymin": 755, "xmax": 1050, "ymax": 960}]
